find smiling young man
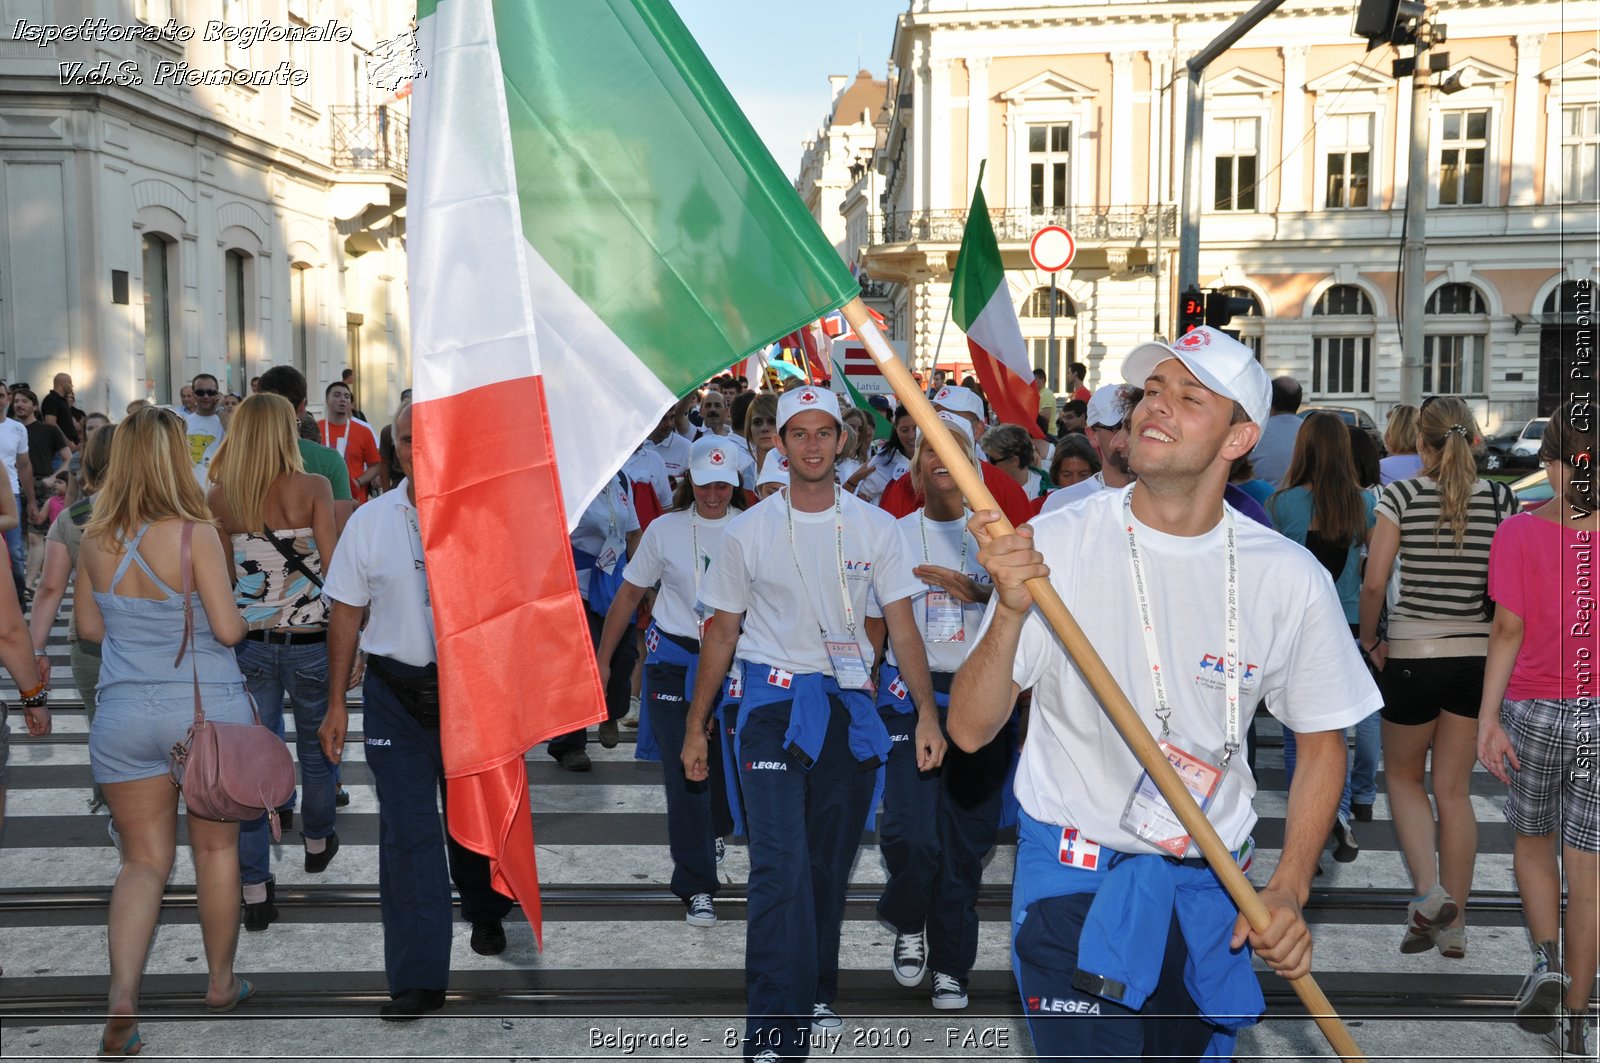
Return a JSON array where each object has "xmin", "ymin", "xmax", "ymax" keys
[
  {"xmin": 181, "ymin": 373, "xmax": 226, "ymax": 488},
  {"xmin": 682, "ymin": 385, "xmax": 943, "ymax": 1063},
  {"xmin": 951, "ymin": 326, "xmax": 1380, "ymax": 1061}
]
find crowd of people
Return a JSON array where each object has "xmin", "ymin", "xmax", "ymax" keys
[{"xmin": 0, "ymin": 330, "xmax": 1593, "ymax": 1061}]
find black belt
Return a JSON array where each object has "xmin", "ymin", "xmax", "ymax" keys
[{"xmin": 244, "ymin": 628, "xmax": 327, "ymax": 645}]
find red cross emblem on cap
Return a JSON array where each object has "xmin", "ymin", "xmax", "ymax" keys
[
  {"xmin": 936, "ymin": 387, "xmax": 950, "ymax": 400},
  {"xmin": 799, "ymin": 389, "xmax": 817, "ymax": 404},
  {"xmin": 1177, "ymin": 329, "xmax": 1210, "ymax": 348},
  {"xmin": 779, "ymin": 457, "xmax": 789, "ymax": 469},
  {"xmin": 709, "ymin": 449, "xmax": 725, "ymax": 465}
]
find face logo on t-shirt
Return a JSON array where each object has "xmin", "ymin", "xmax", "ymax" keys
[
  {"xmin": 842, "ymin": 558, "xmax": 873, "ymax": 581},
  {"xmin": 1193, "ymin": 652, "xmax": 1260, "ymax": 695}
]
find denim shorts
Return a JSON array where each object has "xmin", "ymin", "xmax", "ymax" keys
[{"xmin": 89, "ymin": 683, "xmax": 254, "ymax": 785}]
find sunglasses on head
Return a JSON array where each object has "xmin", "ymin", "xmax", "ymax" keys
[{"xmin": 193, "ymin": 388, "xmax": 219, "ymax": 398}]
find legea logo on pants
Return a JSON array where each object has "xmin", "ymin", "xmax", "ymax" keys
[
  {"xmin": 744, "ymin": 760, "xmax": 788, "ymax": 771},
  {"xmin": 1027, "ymin": 997, "xmax": 1101, "ymax": 1015}
]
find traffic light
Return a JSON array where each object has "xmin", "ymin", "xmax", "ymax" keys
[
  {"xmin": 1353, "ymin": 0, "xmax": 1426, "ymax": 49},
  {"xmin": 1205, "ymin": 292, "xmax": 1255, "ymax": 331},
  {"xmin": 1178, "ymin": 288, "xmax": 1206, "ymax": 334}
]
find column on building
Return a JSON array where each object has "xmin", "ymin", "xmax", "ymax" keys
[
  {"xmin": 967, "ymin": 57, "xmax": 991, "ymax": 204},
  {"xmin": 912, "ymin": 37, "xmax": 930, "ymax": 213},
  {"xmin": 1278, "ymin": 46, "xmax": 1309, "ymax": 212},
  {"xmin": 1111, "ymin": 52, "xmax": 1136, "ymax": 203},
  {"xmin": 1509, "ymin": 33, "xmax": 1545, "ymax": 206},
  {"xmin": 930, "ymin": 57, "xmax": 953, "ymax": 211}
]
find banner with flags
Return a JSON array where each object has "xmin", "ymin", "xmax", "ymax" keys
[
  {"xmin": 950, "ymin": 162, "xmax": 1044, "ymax": 439},
  {"xmin": 408, "ymin": 0, "xmax": 860, "ymax": 940}
]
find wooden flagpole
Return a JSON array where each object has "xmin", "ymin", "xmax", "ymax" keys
[{"xmin": 840, "ymin": 296, "xmax": 1367, "ymax": 1063}]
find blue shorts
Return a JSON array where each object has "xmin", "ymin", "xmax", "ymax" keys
[{"xmin": 89, "ymin": 683, "xmax": 255, "ymax": 785}]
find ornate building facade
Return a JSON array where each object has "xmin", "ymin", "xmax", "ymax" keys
[
  {"xmin": 833, "ymin": 0, "xmax": 1596, "ymax": 427},
  {"xmin": 0, "ymin": 0, "xmax": 413, "ymax": 419}
]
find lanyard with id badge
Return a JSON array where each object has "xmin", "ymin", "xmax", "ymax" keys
[
  {"xmin": 1118, "ymin": 493, "xmax": 1241, "ymax": 859},
  {"xmin": 918, "ymin": 511, "xmax": 969, "ymax": 643},
  {"xmin": 690, "ymin": 515, "xmax": 712, "ymax": 641},
  {"xmin": 785, "ymin": 488, "xmax": 873, "ymax": 691}
]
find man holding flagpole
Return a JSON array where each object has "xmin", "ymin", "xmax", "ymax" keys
[
  {"xmin": 950, "ymin": 328, "xmax": 1380, "ymax": 1060},
  {"xmin": 683, "ymin": 385, "xmax": 943, "ymax": 1062}
]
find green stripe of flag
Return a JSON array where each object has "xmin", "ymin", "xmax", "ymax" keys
[{"xmin": 423, "ymin": 0, "xmax": 858, "ymax": 396}]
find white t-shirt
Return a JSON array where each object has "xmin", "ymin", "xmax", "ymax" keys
[
  {"xmin": 883, "ymin": 510, "xmax": 990, "ymax": 675},
  {"xmin": 571, "ymin": 474, "xmax": 640, "ymax": 601},
  {"xmin": 700, "ymin": 489, "xmax": 922, "ymax": 677},
  {"xmin": 322, "ymin": 481, "xmax": 437, "ymax": 667},
  {"xmin": 645, "ymin": 432, "xmax": 693, "ymax": 484},
  {"xmin": 182, "ymin": 411, "xmax": 225, "ymax": 487},
  {"xmin": 692, "ymin": 424, "xmax": 750, "ymax": 454},
  {"xmin": 622, "ymin": 447, "xmax": 672, "ymax": 512},
  {"xmin": 622, "ymin": 508, "xmax": 730, "ymax": 640},
  {"xmin": 980, "ymin": 485, "xmax": 1380, "ymax": 855},
  {"xmin": 1039, "ymin": 472, "xmax": 1110, "ymax": 515},
  {"xmin": 0, "ymin": 418, "xmax": 25, "ymax": 494},
  {"xmin": 855, "ymin": 448, "xmax": 911, "ymax": 505}
]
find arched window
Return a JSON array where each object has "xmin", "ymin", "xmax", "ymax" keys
[
  {"xmin": 225, "ymin": 249, "xmax": 251, "ymax": 393},
  {"xmin": 142, "ymin": 234, "xmax": 175, "ymax": 404},
  {"xmin": 1311, "ymin": 284, "xmax": 1374, "ymax": 395},
  {"xmin": 1423, "ymin": 283, "xmax": 1488, "ymax": 393},
  {"xmin": 1018, "ymin": 287, "xmax": 1077, "ymax": 391},
  {"xmin": 1217, "ymin": 286, "xmax": 1265, "ymax": 361},
  {"xmin": 290, "ymin": 262, "xmax": 312, "ymax": 375},
  {"xmin": 1540, "ymin": 280, "xmax": 1598, "ymax": 415}
]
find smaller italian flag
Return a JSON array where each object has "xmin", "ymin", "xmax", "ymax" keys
[{"xmin": 950, "ymin": 162, "xmax": 1044, "ymax": 439}]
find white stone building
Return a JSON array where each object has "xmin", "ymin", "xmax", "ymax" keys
[
  {"xmin": 0, "ymin": 0, "xmax": 413, "ymax": 420},
  {"xmin": 842, "ymin": 0, "xmax": 1597, "ymax": 429}
]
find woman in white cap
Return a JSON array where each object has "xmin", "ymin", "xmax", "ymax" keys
[
  {"xmin": 874, "ymin": 411, "xmax": 1012, "ymax": 1012},
  {"xmin": 754, "ymin": 449, "xmax": 788, "ymax": 500},
  {"xmin": 594, "ymin": 435, "xmax": 749, "ymax": 928}
]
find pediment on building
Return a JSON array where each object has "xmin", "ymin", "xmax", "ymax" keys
[
  {"xmin": 999, "ymin": 70, "xmax": 1098, "ymax": 104},
  {"xmin": 1306, "ymin": 61, "xmax": 1393, "ymax": 95},
  {"xmin": 1543, "ymin": 50, "xmax": 1600, "ymax": 83},
  {"xmin": 1451, "ymin": 57, "xmax": 1515, "ymax": 86},
  {"xmin": 1209, "ymin": 67, "xmax": 1282, "ymax": 97}
]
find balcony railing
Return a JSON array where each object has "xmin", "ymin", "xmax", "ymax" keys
[
  {"xmin": 876, "ymin": 206, "xmax": 1176, "ymax": 245},
  {"xmin": 330, "ymin": 105, "xmax": 408, "ymax": 179}
]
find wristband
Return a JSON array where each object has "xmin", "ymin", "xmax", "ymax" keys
[
  {"xmin": 21, "ymin": 689, "xmax": 47, "ymax": 709},
  {"xmin": 17, "ymin": 679, "xmax": 46, "ymax": 701}
]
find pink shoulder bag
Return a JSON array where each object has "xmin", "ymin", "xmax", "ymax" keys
[{"xmin": 166, "ymin": 522, "xmax": 296, "ymax": 837}]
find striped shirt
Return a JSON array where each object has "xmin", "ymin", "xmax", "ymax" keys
[{"xmin": 1376, "ymin": 476, "xmax": 1516, "ymax": 638}]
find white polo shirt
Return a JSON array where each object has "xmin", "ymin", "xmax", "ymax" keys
[{"xmin": 322, "ymin": 479, "xmax": 437, "ymax": 667}]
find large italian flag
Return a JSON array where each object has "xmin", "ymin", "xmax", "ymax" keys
[
  {"xmin": 950, "ymin": 165, "xmax": 1045, "ymax": 438},
  {"xmin": 408, "ymin": 0, "xmax": 858, "ymax": 941}
]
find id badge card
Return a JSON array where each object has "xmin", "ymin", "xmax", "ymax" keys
[
  {"xmin": 1119, "ymin": 732, "xmax": 1226, "ymax": 858},
  {"xmin": 924, "ymin": 590, "xmax": 965, "ymax": 643},
  {"xmin": 824, "ymin": 634, "xmax": 873, "ymax": 691},
  {"xmin": 595, "ymin": 533, "xmax": 624, "ymax": 575}
]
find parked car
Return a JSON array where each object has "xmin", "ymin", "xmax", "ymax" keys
[
  {"xmin": 1481, "ymin": 417, "xmax": 1548, "ymax": 472},
  {"xmin": 1510, "ymin": 468, "xmax": 1552, "ymax": 511},
  {"xmin": 1300, "ymin": 405, "xmax": 1384, "ymax": 455}
]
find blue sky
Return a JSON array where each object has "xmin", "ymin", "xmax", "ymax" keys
[{"xmin": 672, "ymin": 0, "xmax": 908, "ymax": 178}]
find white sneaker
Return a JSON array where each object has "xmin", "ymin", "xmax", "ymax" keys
[
  {"xmin": 1400, "ymin": 882, "xmax": 1457, "ymax": 954},
  {"xmin": 811, "ymin": 1002, "xmax": 842, "ymax": 1030},
  {"xmin": 1544, "ymin": 1009, "xmax": 1594, "ymax": 1056},
  {"xmin": 931, "ymin": 971, "xmax": 969, "ymax": 1010},
  {"xmin": 1515, "ymin": 963, "xmax": 1569, "ymax": 1034},
  {"xmin": 686, "ymin": 893, "xmax": 716, "ymax": 927},
  {"xmin": 892, "ymin": 927, "xmax": 927, "ymax": 987}
]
